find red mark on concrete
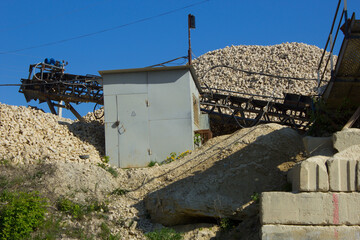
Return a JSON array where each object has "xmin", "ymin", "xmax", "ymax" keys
[
  {"xmin": 333, "ymin": 193, "xmax": 340, "ymax": 240},
  {"xmin": 333, "ymin": 193, "xmax": 339, "ymax": 225}
]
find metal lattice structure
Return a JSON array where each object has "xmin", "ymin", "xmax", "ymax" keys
[
  {"xmin": 200, "ymin": 89, "xmax": 312, "ymax": 132},
  {"xmin": 19, "ymin": 62, "xmax": 103, "ymax": 120}
]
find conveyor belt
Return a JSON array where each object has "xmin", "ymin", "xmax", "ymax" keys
[{"xmin": 323, "ymin": 13, "xmax": 360, "ymax": 108}]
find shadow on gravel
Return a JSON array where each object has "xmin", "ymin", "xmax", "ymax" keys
[
  {"xmin": 131, "ymin": 126, "xmax": 303, "ymax": 239},
  {"xmin": 58, "ymin": 121, "xmax": 105, "ymax": 155}
]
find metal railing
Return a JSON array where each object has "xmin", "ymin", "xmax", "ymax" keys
[{"xmin": 317, "ymin": 0, "xmax": 349, "ymax": 91}]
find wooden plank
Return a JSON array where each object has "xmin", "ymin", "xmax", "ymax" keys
[{"xmin": 343, "ymin": 106, "xmax": 360, "ymax": 129}]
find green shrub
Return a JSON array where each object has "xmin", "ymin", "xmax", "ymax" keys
[
  {"xmin": 0, "ymin": 191, "xmax": 47, "ymax": 240},
  {"xmin": 145, "ymin": 228, "xmax": 183, "ymax": 240}
]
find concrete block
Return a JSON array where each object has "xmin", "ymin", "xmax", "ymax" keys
[
  {"xmin": 261, "ymin": 225, "xmax": 360, "ymax": 240},
  {"xmin": 261, "ymin": 192, "xmax": 360, "ymax": 225},
  {"xmin": 334, "ymin": 144, "xmax": 360, "ymax": 161},
  {"xmin": 333, "ymin": 128, "xmax": 360, "ymax": 152},
  {"xmin": 290, "ymin": 156, "xmax": 329, "ymax": 192},
  {"xmin": 302, "ymin": 136, "xmax": 335, "ymax": 156},
  {"xmin": 327, "ymin": 154, "xmax": 357, "ymax": 192}
]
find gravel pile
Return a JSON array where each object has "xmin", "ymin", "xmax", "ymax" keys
[
  {"xmin": 193, "ymin": 42, "xmax": 334, "ymax": 99},
  {"xmin": 81, "ymin": 106, "xmax": 104, "ymax": 124},
  {"xmin": 0, "ymin": 103, "xmax": 104, "ymax": 165}
]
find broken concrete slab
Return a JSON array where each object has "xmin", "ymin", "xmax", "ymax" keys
[
  {"xmin": 261, "ymin": 225, "xmax": 360, "ymax": 240},
  {"xmin": 289, "ymin": 155, "xmax": 329, "ymax": 192},
  {"xmin": 302, "ymin": 136, "xmax": 334, "ymax": 157},
  {"xmin": 333, "ymin": 128, "xmax": 360, "ymax": 152},
  {"xmin": 261, "ymin": 192, "xmax": 360, "ymax": 225}
]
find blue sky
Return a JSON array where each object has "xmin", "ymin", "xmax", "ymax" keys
[{"xmin": 0, "ymin": 0, "xmax": 358, "ymax": 119}]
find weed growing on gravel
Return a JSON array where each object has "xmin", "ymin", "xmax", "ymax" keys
[
  {"xmin": 145, "ymin": 228, "xmax": 183, "ymax": 240},
  {"xmin": 0, "ymin": 159, "xmax": 10, "ymax": 166},
  {"xmin": 161, "ymin": 150, "xmax": 191, "ymax": 165},
  {"xmin": 56, "ymin": 197, "xmax": 109, "ymax": 220},
  {"xmin": 194, "ymin": 133, "xmax": 202, "ymax": 146},
  {"xmin": 111, "ymin": 188, "xmax": 130, "ymax": 196},
  {"xmin": 219, "ymin": 218, "xmax": 237, "ymax": 231},
  {"xmin": 56, "ymin": 197, "xmax": 84, "ymax": 220},
  {"xmin": 32, "ymin": 215, "xmax": 63, "ymax": 240},
  {"xmin": 98, "ymin": 157, "xmax": 119, "ymax": 178},
  {"xmin": 219, "ymin": 218, "xmax": 231, "ymax": 231},
  {"xmin": 97, "ymin": 222, "xmax": 121, "ymax": 240},
  {"xmin": 148, "ymin": 161, "xmax": 158, "ymax": 167},
  {"xmin": 250, "ymin": 192, "xmax": 260, "ymax": 203},
  {"xmin": 0, "ymin": 191, "xmax": 48, "ymax": 240}
]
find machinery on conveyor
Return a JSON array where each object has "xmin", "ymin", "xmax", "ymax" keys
[{"xmin": 19, "ymin": 58, "xmax": 103, "ymax": 121}]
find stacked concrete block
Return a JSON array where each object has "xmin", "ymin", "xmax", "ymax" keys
[
  {"xmin": 290, "ymin": 156, "xmax": 329, "ymax": 192},
  {"xmin": 327, "ymin": 155, "xmax": 358, "ymax": 192},
  {"xmin": 333, "ymin": 128, "xmax": 360, "ymax": 152},
  {"xmin": 261, "ymin": 129, "xmax": 360, "ymax": 240},
  {"xmin": 261, "ymin": 225, "xmax": 360, "ymax": 240},
  {"xmin": 261, "ymin": 192, "xmax": 360, "ymax": 225},
  {"xmin": 261, "ymin": 192, "xmax": 360, "ymax": 239}
]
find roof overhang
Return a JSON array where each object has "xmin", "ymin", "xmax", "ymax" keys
[{"xmin": 99, "ymin": 65, "xmax": 202, "ymax": 93}]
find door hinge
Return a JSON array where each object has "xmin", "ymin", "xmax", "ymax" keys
[
  {"xmin": 148, "ymin": 148, "xmax": 152, "ymax": 155},
  {"xmin": 146, "ymin": 100, "xmax": 150, "ymax": 107}
]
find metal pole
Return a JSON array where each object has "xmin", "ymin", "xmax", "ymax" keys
[
  {"xmin": 58, "ymin": 100, "xmax": 64, "ymax": 118},
  {"xmin": 344, "ymin": 0, "xmax": 349, "ymax": 37},
  {"xmin": 330, "ymin": 34, "xmax": 334, "ymax": 72},
  {"xmin": 188, "ymin": 14, "xmax": 192, "ymax": 65}
]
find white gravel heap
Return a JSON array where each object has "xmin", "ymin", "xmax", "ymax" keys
[
  {"xmin": 192, "ymin": 42, "xmax": 334, "ymax": 99},
  {"xmin": 0, "ymin": 103, "xmax": 104, "ymax": 165}
]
